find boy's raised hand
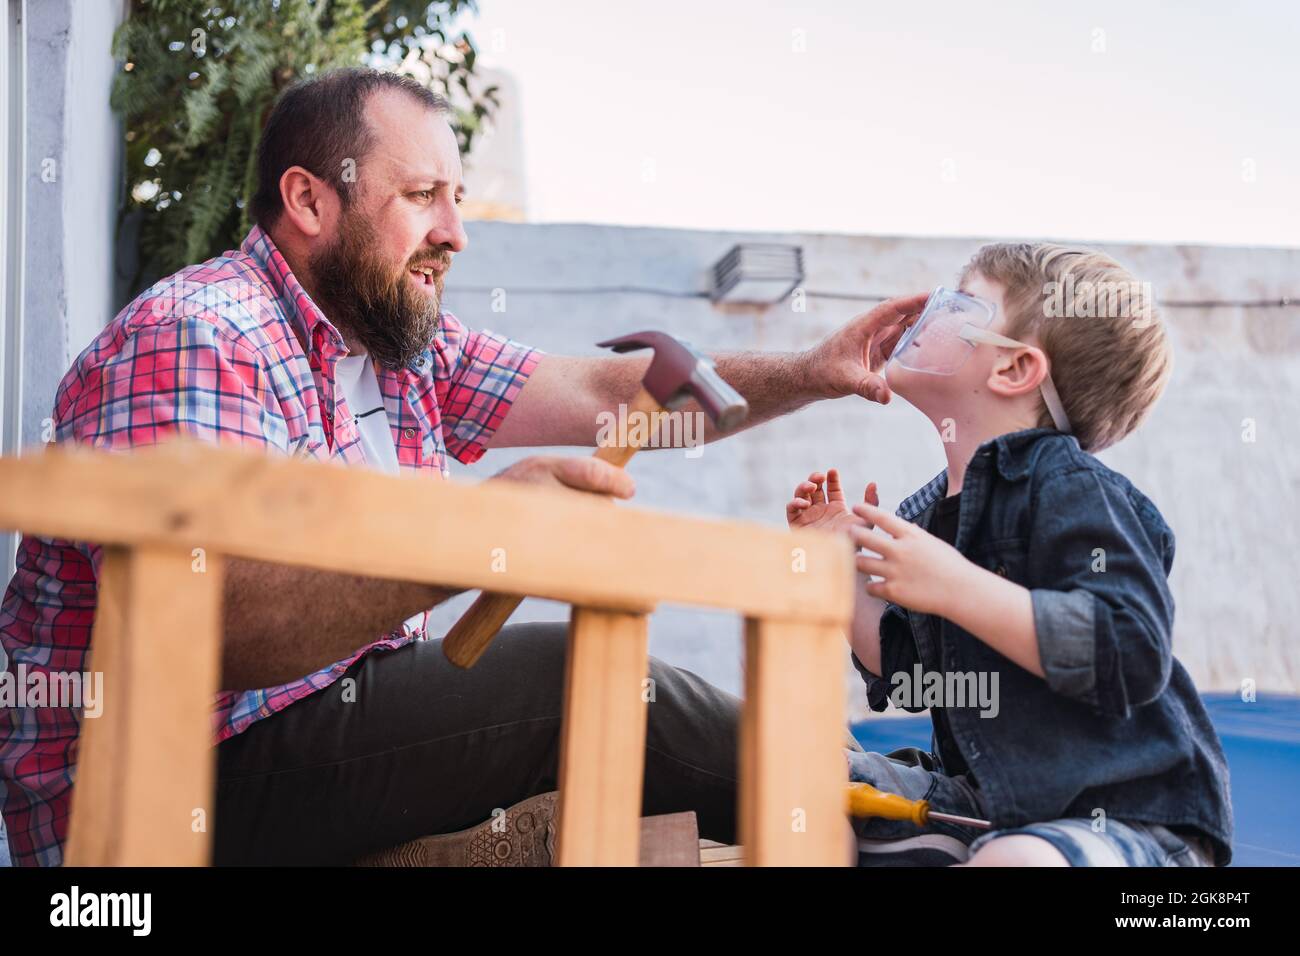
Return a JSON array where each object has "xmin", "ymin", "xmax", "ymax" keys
[
  {"xmin": 850, "ymin": 502, "xmax": 974, "ymax": 616},
  {"xmin": 786, "ymin": 468, "xmax": 878, "ymax": 536}
]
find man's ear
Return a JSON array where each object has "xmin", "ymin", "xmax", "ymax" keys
[
  {"xmin": 986, "ymin": 347, "xmax": 1048, "ymax": 399},
  {"xmin": 278, "ymin": 165, "xmax": 338, "ymax": 239}
]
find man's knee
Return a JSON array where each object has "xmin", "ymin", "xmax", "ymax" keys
[
  {"xmin": 489, "ymin": 620, "xmax": 570, "ymax": 657},
  {"xmin": 472, "ymin": 627, "xmax": 741, "ymax": 746},
  {"xmin": 473, "ymin": 620, "xmax": 570, "ymax": 677},
  {"xmin": 645, "ymin": 656, "xmax": 740, "ymax": 714}
]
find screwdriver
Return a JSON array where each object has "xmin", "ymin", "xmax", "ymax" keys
[{"xmin": 846, "ymin": 782, "xmax": 992, "ymax": 830}]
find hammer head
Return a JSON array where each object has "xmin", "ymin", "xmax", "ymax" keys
[{"xmin": 596, "ymin": 330, "xmax": 749, "ymax": 433}]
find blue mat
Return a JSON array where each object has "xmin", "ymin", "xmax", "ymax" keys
[{"xmin": 851, "ymin": 692, "xmax": 1300, "ymax": 867}]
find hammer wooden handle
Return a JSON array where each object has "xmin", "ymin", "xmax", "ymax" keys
[
  {"xmin": 440, "ymin": 590, "xmax": 529, "ymax": 668},
  {"xmin": 441, "ymin": 387, "xmax": 663, "ymax": 668}
]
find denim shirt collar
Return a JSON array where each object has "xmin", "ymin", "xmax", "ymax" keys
[
  {"xmin": 897, "ymin": 428, "xmax": 1077, "ymax": 522},
  {"xmin": 991, "ymin": 427, "xmax": 1080, "ymax": 480}
]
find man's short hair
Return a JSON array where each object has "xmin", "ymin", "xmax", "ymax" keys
[
  {"xmin": 251, "ymin": 67, "xmax": 450, "ymax": 228},
  {"xmin": 961, "ymin": 242, "xmax": 1173, "ymax": 452}
]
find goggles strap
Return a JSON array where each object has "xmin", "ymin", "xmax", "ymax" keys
[
  {"xmin": 960, "ymin": 324, "xmax": 1072, "ymax": 434},
  {"xmin": 1038, "ymin": 373, "xmax": 1072, "ymax": 434}
]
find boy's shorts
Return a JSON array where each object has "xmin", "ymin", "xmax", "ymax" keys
[{"xmin": 846, "ymin": 747, "xmax": 1214, "ymax": 868}]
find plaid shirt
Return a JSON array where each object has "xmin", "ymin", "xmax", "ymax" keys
[{"xmin": 0, "ymin": 226, "xmax": 541, "ymax": 866}]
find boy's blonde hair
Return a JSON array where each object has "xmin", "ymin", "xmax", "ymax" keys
[{"xmin": 960, "ymin": 242, "xmax": 1172, "ymax": 452}]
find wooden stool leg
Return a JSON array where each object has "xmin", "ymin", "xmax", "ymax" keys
[
  {"xmin": 740, "ymin": 616, "xmax": 848, "ymax": 866},
  {"xmin": 555, "ymin": 606, "xmax": 651, "ymax": 866},
  {"xmin": 65, "ymin": 545, "xmax": 223, "ymax": 866}
]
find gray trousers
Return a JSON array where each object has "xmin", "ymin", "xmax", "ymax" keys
[{"xmin": 213, "ymin": 622, "xmax": 743, "ymax": 865}]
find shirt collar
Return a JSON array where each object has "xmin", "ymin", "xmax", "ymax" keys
[
  {"xmin": 240, "ymin": 225, "xmax": 347, "ymax": 358},
  {"xmin": 897, "ymin": 470, "xmax": 948, "ymax": 521},
  {"xmin": 896, "ymin": 428, "xmax": 1076, "ymax": 520},
  {"xmin": 990, "ymin": 427, "xmax": 1077, "ymax": 481}
]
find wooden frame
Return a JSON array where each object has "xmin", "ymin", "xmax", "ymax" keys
[{"xmin": 0, "ymin": 442, "xmax": 856, "ymax": 866}]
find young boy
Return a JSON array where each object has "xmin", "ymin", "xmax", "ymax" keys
[{"xmin": 787, "ymin": 243, "xmax": 1233, "ymax": 867}]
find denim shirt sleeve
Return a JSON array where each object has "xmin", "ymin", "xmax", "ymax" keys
[
  {"xmin": 1027, "ymin": 468, "xmax": 1176, "ymax": 720},
  {"xmin": 851, "ymin": 602, "xmax": 924, "ymax": 713}
]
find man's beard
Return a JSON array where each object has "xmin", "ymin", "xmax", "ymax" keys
[{"xmin": 308, "ymin": 211, "xmax": 448, "ymax": 370}]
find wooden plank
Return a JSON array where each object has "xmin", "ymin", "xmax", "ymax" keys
[
  {"xmin": 740, "ymin": 617, "xmax": 849, "ymax": 867},
  {"xmin": 64, "ymin": 545, "xmax": 223, "ymax": 866},
  {"xmin": 555, "ymin": 607, "xmax": 650, "ymax": 866},
  {"xmin": 0, "ymin": 442, "xmax": 854, "ymax": 625},
  {"xmin": 637, "ymin": 812, "xmax": 700, "ymax": 867},
  {"xmin": 700, "ymin": 842, "xmax": 746, "ymax": 866}
]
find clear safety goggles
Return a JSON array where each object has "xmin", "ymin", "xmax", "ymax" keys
[{"xmin": 888, "ymin": 286, "xmax": 1072, "ymax": 434}]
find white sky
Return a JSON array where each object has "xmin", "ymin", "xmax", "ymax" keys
[{"xmin": 460, "ymin": 0, "xmax": 1300, "ymax": 248}]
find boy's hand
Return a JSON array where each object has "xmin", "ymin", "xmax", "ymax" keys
[
  {"xmin": 850, "ymin": 502, "xmax": 976, "ymax": 616},
  {"xmin": 786, "ymin": 468, "xmax": 878, "ymax": 535}
]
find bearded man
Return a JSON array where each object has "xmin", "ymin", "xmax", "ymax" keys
[{"xmin": 0, "ymin": 68, "xmax": 923, "ymax": 866}]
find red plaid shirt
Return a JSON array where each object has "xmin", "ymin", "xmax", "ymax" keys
[{"xmin": 0, "ymin": 226, "xmax": 541, "ymax": 865}]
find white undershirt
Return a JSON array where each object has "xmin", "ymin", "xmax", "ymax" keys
[
  {"xmin": 335, "ymin": 353, "xmax": 428, "ymax": 636},
  {"xmin": 335, "ymin": 352, "xmax": 399, "ymax": 475}
]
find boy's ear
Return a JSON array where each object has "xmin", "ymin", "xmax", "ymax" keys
[{"xmin": 986, "ymin": 347, "xmax": 1048, "ymax": 399}]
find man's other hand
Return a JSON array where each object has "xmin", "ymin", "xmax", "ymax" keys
[{"xmin": 491, "ymin": 455, "xmax": 636, "ymax": 499}]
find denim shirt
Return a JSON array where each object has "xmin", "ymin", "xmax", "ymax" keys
[{"xmin": 854, "ymin": 428, "xmax": 1234, "ymax": 865}]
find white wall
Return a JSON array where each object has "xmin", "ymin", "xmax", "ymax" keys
[
  {"xmin": 438, "ymin": 222, "xmax": 1300, "ymax": 718},
  {"xmin": 21, "ymin": 0, "xmax": 122, "ymax": 447}
]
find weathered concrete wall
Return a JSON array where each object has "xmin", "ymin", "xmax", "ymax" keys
[
  {"xmin": 1, "ymin": 0, "xmax": 124, "ymax": 868},
  {"xmin": 437, "ymin": 222, "xmax": 1300, "ymax": 718}
]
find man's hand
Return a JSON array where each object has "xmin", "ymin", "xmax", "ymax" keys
[
  {"xmin": 491, "ymin": 454, "xmax": 636, "ymax": 499},
  {"xmin": 786, "ymin": 468, "xmax": 877, "ymax": 536},
  {"xmin": 850, "ymin": 502, "xmax": 976, "ymax": 616},
  {"xmin": 800, "ymin": 293, "xmax": 929, "ymax": 405}
]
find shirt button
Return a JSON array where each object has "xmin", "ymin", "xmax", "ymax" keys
[
  {"xmin": 403, "ymin": 428, "xmax": 417, "ymax": 440},
  {"xmin": 994, "ymin": 564, "xmax": 1008, "ymax": 577}
]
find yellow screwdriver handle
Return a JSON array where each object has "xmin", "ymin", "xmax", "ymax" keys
[{"xmin": 845, "ymin": 782, "xmax": 929, "ymax": 826}]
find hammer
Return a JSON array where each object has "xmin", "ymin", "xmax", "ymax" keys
[{"xmin": 441, "ymin": 331, "xmax": 749, "ymax": 668}]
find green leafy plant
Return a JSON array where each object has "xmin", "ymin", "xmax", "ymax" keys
[{"xmin": 112, "ymin": 0, "xmax": 496, "ymax": 296}]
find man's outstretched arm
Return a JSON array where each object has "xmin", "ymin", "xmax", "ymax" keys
[{"xmin": 485, "ymin": 293, "xmax": 928, "ymax": 449}]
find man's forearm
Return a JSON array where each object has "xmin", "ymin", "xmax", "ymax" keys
[
  {"xmin": 488, "ymin": 295, "xmax": 923, "ymax": 450},
  {"xmin": 592, "ymin": 349, "xmax": 825, "ymax": 443},
  {"xmin": 221, "ymin": 557, "xmax": 459, "ymax": 690},
  {"xmin": 696, "ymin": 350, "xmax": 825, "ymax": 441},
  {"xmin": 490, "ymin": 351, "xmax": 823, "ymax": 449}
]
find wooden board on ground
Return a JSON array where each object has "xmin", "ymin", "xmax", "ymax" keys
[
  {"xmin": 699, "ymin": 840, "xmax": 745, "ymax": 867},
  {"xmin": 638, "ymin": 812, "xmax": 701, "ymax": 867}
]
